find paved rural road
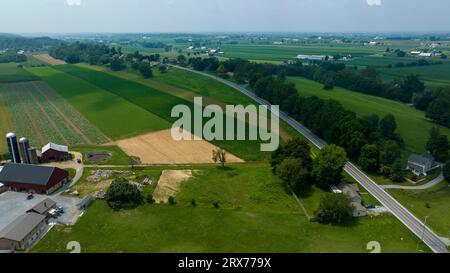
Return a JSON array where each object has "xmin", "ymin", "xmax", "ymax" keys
[
  {"xmin": 381, "ymin": 171, "xmax": 445, "ymax": 190},
  {"xmin": 171, "ymin": 64, "xmax": 449, "ymax": 253}
]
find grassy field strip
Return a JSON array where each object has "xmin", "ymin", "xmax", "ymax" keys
[
  {"xmin": 3, "ymin": 83, "xmax": 47, "ymax": 145},
  {"xmin": 27, "ymin": 66, "xmax": 172, "ymax": 140},
  {"xmin": 289, "ymin": 77, "xmax": 450, "ymax": 154},
  {"xmin": 0, "ymin": 63, "xmax": 39, "ymax": 83},
  {"xmin": 380, "ymin": 62, "xmax": 450, "ymax": 86},
  {"xmin": 0, "ymin": 88, "xmax": 14, "ymax": 155},
  {"xmin": 30, "ymin": 82, "xmax": 93, "ymax": 145},
  {"xmin": 30, "ymin": 81, "xmax": 108, "ymax": 145},
  {"xmin": 25, "ymin": 84, "xmax": 70, "ymax": 144}
]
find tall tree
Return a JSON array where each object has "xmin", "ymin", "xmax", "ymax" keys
[
  {"xmin": 379, "ymin": 114, "xmax": 397, "ymax": 139},
  {"xmin": 315, "ymin": 193, "xmax": 354, "ymax": 224},
  {"xmin": 271, "ymin": 137, "xmax": 312, "ymax": 172},
  {"xmin": 312, "ymin": 144, "xmax": 348, "ymax": 188},
  {"xmin": 426, "ymin": 127, "xmax": 450, "ymax": 162},
  {"xmin": 359, "ymin": 144, "xmax": 380, "ymax": 172},
  {"xmin": 275, "ymin": 157, "xmax": 310, "ymax": 191}
]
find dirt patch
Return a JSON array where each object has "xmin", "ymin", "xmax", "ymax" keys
[
  {"xmin": 33, "ymin": 54, "xmax": 66, "ymax": 65},
  {"xmin": 115, "ymin": 128, "xmax": 244, "ymax": 164},
  {"xmin": 153, "ymin": 170, "xmax": 194, "ymax": 203}
]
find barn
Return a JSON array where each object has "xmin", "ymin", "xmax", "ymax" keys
[
  {"xmin": 0, "ymin": 163, "xmax": 69, "ymax": 194},
  {"xmin": 40, "ymin": 143, "xmax": 69, "ymax": 162}
]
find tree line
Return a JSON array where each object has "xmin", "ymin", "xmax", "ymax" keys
[
  {"xmin": 182, "ymin": 56, "xmax": 450, "ymax": 129},
  {"xmin": 0, "ymin": 50, "xmax": 27, "ymax": 63},
  {"xmin": 0, "ymin": 34, "xmax": 61, "ymax": 51}
]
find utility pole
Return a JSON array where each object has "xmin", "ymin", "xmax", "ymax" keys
[{"xmin": 416, "ymin": 216, "xmax": 429, "ymax": 252}]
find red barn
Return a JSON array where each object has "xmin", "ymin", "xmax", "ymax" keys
[
  {"xmin": 0, "ymin": 163, "xmax": 69, "ymax": 194},
  {"xmin": 40, "ymin": 143, "xmax": 69, "ymax": 163}
]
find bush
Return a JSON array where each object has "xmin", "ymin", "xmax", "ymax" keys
[
  {"xmin": 105, "ymin": 178, "xmax": 142, "ymax": 209},
  {"xmin": 168, "ymin": 196, "xmax": 176, "ymax": 205},
  {"xmin": 146, "ymin": 194, "xmax": 155, "ymax": 204},
  {"xmin": 213, "ymin": 202, "xmax": 220, "ymax": 209},
  {"xmin": 315, "ymin": 193, "xmax": 354, "ymax": 224},
  {"xmin": 191, "ymin": 199, "xmax": 197, "ymax": 207},
  {"xmin": 443, "ymin": 161, "xmax": 450, "ymax": 181}
]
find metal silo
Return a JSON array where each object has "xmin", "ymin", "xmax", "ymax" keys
[
  {"xmin": 6, "ymin": 132, "xmax": 21, "ymax": 164},
  {"xmin": 27, "ymin": 147, "xmax": 39, "ymax": 165},
  {"xmin": 19, "ymin": 137, "xmax": 31, "ymax": 164}
]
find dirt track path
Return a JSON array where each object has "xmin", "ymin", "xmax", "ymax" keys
[
  {"xmin": 31, "ymin": 82, "xmax": 93, "ymax": 145},
  {"xmin": 24, "ymin": 83, "xmax": 69, "ymax": 145},
  {"xmin": 11, "ymin": 85, "xmax": 46, "ymax": 144}
]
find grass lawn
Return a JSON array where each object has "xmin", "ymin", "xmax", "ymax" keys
[
  {"xmin": 72, "ymin": 145, "xmax": 131, "ymax": 166},
  {"xmin": 387, "ymin": 181, "xmax": 450, "ymax": 237},
  {"xmin": 26, "ymin": 66, "xmax": 171, "ymax": 140},
  {"xmin": 288, "ymin": 77, "xmax": 450, "ymax": 155},
  {"xmin": 33, "ymin": 163, "xmax": 427, "ymax": 253}
]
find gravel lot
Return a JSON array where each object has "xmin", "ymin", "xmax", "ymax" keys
[{"xmin": 0, "ymin": 191, "xmax": 82, "ymax": 231}]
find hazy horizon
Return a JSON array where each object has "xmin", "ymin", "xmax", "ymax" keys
[{"xmin": 1, "ymin": 0, "xmax": 450, "ymax": 33}]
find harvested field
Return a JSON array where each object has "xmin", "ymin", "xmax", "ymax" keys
[
  {"xmin": 115, "ymin": 129, "xmax": 244, "ymax": 164},
  {"xmin": 153, "ymin": 170, "xmax": 194, "ymax": 203},
  {"xmin": 33, "ymin": 54, "xmax": 67, "ymax": 65}
]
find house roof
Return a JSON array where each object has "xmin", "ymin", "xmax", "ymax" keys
[
  {"xmin": 27, "ymin": 198, "xmax": 56, "ymax": 214},
  {"xmin": 0, "ymin": 213, "xmax": 45, "ymax": 242},
  {"xmin": 408, "ymin": 153, "xmax": 435, "ymax": 166},
  {"xmin": 42, "ymin": 143, "xmax": 68, "ymax": 154},
  {"xmin": 0, "ymin": 163, "xmax": 56, "ymax": 186}
]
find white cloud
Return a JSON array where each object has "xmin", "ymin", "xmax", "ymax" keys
[
  {"xmin": 66, "ymin": 0, "xmax": 81, "ymax": 6},
  {"xmin": 366, "ymin": 0, "xmax": 382, "ymax": 6}
]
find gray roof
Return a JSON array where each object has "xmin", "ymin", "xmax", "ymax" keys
[
  {"xmin": 0, "ymin": 213, "xmax": 45, "ymax": 242},
  {"xmin": 0, "ymin": 163, "xmax": 56, "ymax": 186},
  {"xmin": 27, "ymin": 198, "xmax": 56, "ymax": 214},
  {"xmin": 408, "ymin": 153, "xmax": 435, "ymax": 166}
]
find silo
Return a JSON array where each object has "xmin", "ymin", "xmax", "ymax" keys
[
  {"xmin": 27, "ymin": 147, "xmax": 39, "ymax": 165},
  {"xmin": 6, "ymin": 132, "xmax": 21, "ymax": 164},
  {"xmin": 19, "ymin": 137, "xmax": 31, "ymax": 164}
]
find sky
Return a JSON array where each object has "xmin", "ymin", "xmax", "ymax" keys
[{"xmin": 1, "ymin": 0, "xmax": 450, "ymax": 33}]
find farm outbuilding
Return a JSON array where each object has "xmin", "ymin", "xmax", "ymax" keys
[
  {"xmin": 0, "ymin": 163, "xmax": 69, "ymax": 194},
  {"xmin": 40, "ymin": 143, "xmax": 69, "ymax": 162},
  {"xmin": 26, "ymin": 198, "xmax": 57, "ymax": 217},
  {"xmin": 0, "ymin": 212, "xmax": 46, "ymax": 251}
]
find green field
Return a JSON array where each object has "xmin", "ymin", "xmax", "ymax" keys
[
  {"xmin": 0, "ymin": 81, "xmax": 110, "ymax": 148},
  {"xmin": 220, "ymin": 43, "xmax": 381, "ymax": 62},
  {"xmin": 288, "ymin": 77, "xmax": 450, "ymax": 154},
  {"xmin": 0, "ymin": 63, "xmax": 39, "ymax": 83},
  {"xmin": 55, "ymin": 65, "xmax": 289, "ymax": 161},
  {"xmin": 32, "ymin": 164, "xmax": 426, "ymax": 253},
  {"xmin": 27, "ymin": 66, "xmax": 171, "ymax": 140},
  {"xmin": 0, "ymin": 91, "xmax": 13, "ymax": 156},
  {"xmin": 388, "ymin": 181, "xmax": 450, "ymax": 236},
  {"xmin": 380, "ymin": 62, "xmax": 450, "ymax": 86}
]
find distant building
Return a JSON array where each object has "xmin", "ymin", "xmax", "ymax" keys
[
  {"xmin": 0, "ymin": 212, "xmax": 46, "ymax": 251},
  {"xmin": 296, "ymin": 54, "xmax": 329, "ymax": 61},
  {"xmin": 418, "ymin": 52, "xmax": 433, "ymax": 57},
  {"xmin": 410, "ymin": 51, "xmax": 421, "ymax": 56},
  {"xmin": 407, "ymin": 153, "xmax": 438, "ymax": 176},
  {"xmin": 40, "ymin": 143, "xmax": 69, "ymax": 162},
  {"xmin": 0, "ymin": 163, "xmax": 69, "ymax": 194}
]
